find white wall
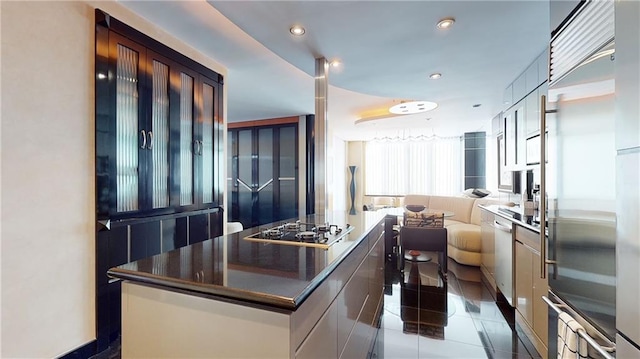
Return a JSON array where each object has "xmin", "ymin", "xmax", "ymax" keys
[
  {"xmin": 328, "ymin": 136, "xmax": 347, "ymax": 211},
  {"xmin": 0, "ymin": 1, "xmax": 226, "ymax": 357}
]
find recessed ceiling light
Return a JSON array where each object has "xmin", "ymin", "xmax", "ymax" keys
[
  {"xmin": 429, "ymin": 73, "xmax": 442, "ymax": 80},
  {"xmin": 330, "ymin": 60, "xmax": 341, "ymax": 68},
  {"xmin": 473, "ymin": 104, "xmax": 482, "ymax": 108},
  {"xmin": 289, "ymin": 25, "xmax": 306, "ymax": 36},
  {"xmin": 389, "ymin": 100, "xmax": 438, "ymax": 115},
  {"xmin": 436, "ymin": 18, "xmax": 455, "ymax": 29}
]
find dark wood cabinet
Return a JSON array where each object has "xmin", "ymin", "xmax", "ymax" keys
[
  {"xmin": 130, "ymin": 222, "xmax": 162, "ymax": 262},
  {"xmin": 161, "ymin": 217, "xmax": 188, "ymax": 252},
  {"xmin": 188, "ymin": 213, "xmax": 209, "ymax": 245},
  {"xmin": 228, "ymin": 123, "xmax": 298, "ymax": 228},
  {"xmin": 95, "ymin": 207, "xmax": 222, "ymax": 349},
  {"xmin": 96, "ymin": 11, "xmax": 223, "ymax": 221},
  {"xmin": 95, "ymin": 9, "xmax": 224, "ymax": 352}
]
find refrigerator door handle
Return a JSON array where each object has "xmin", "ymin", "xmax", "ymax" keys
[
  {"xmin": 540, "ymin": 95, "xmax": 548, "ymax": 279},
  {"xmin": 539, "ymin": 95, "xmax": 558, "ymax": 279}
]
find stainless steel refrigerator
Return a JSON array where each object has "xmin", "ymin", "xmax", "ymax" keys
[
  {"xmin": 613, "ymin": 0, "xmax": 640, "ymax": 357},
  {"xmin": 542, "ymin": 1, "xmax": 620, "ymax": 358}
]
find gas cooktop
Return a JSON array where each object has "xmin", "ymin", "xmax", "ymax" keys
[{"xmin": 243, "ymin": 220, "xmax": 353, "ymax": 249}]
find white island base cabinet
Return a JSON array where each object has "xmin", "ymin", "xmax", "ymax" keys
[
  {"xmin": 121, "ymin": 282, "xmax": 292, "ymax": 358},
  {"xmin": 121, "ymin": 228, "xmax": 384, "ymax": 358}
]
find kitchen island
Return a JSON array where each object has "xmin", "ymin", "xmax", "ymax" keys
[{"xmin": 108, "ymin": 210, "xmax": 386, "ymax": 358}]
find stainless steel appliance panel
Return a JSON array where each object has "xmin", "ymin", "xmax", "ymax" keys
[
  {"xmin": 546, "ymin": 39, "xmax": 617, "ymax": 340},
  {"xmin": 494, "ymin": 216, "xmax": 514, "ymax": 306},
  {"xmin": 616, "ymin": 334, "xmax": 640, "ymax": 359},
  {"xmin": 616, "ymin": 148, "xmax": 640, "ymax": 344}
]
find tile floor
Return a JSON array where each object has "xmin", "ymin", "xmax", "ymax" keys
[
  {"xmin": 371, "ymin": 253, "xmax": 543, "ymax": 359},
  {"xmin": 93, "ymin": 253, "xmax": 542, "ymax": 359}
]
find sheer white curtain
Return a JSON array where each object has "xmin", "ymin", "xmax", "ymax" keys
[{"xmin": 364, "ymin": 137, "xmax": 463, "ymax": 196}]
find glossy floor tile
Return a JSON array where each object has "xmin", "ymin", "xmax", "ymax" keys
[{"xmin": 373, "ymin": 253, "xmax": 542, "ymax": 359}]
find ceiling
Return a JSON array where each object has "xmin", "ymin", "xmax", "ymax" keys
[{"xmin": 119, "ymin": 0, "xmax": 551, "ymax": 141}]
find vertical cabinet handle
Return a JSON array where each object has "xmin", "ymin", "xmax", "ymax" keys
[
  {"xmin": 193, "ymin": 140, "xmax": 202, "ymax": 155},
  {"xmin": 147, "ymin": 131, "xmax": 153, "ymax": 150},
  {"xmin": 140, "ymin": 130, "xmax": 147, "ymax": 149},
  {"xmin": 540, "ymin": 95, "xmax": 547, "ymax": 279}
]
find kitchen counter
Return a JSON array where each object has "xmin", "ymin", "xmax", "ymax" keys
[
  {"xmin": 479, "ymin": 204, "xmax": 545, "ymax": 234},
  {"xmin": 107, "ymin": 210, "xmax": 385, "ymax": 310}
]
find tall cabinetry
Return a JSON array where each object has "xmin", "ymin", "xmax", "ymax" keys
[
  {"xmin": 95, "ymin": 10, "xmax": 224, "ymax": 351},
  {"xmin": 228, "ymin": 121, "xmax": 298, "ymax": 228},
  {"xmin": 499, "ymin": 49, "xmax": 549, "ymax": 176}
]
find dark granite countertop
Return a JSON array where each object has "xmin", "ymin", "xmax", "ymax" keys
[
  {"xmin": 479, "ymin": 204, "xmax": 546, "ymax": 235},
  {"xmin": 107, "ymin": 210, "xmax": 386, "ymax": 311}
]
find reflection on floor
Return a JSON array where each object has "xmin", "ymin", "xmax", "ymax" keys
[{"xmin": 372, "ymin": 253, "xmax": 542, "ymax": 359}]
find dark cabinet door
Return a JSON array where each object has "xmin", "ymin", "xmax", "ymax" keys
[
  {"xmin": 209, "ymin": 209, "xmax": 224, "ymax": 238},
  {"xmin": 257, "ymin": 127, "xmax": 275, "ymax": 225},
  {"xmin": 188, "ymin": 213, "xmax": 209, "ymax": 244},
  {"xmin": 234, "ymin": 129, "xmax": 254, "ymax": 227},
  {"xmin": 130, "ymin": 221, "xmax": 162, "ymax": 262},
  {"xmin": 228, "ymin": 124, "xmax": 298, "ymax": 228},
  {"xmin": 107, "ymin": 33, "xmax": 148, "ymax": 215},
  {"xmin": 170, "ymin": 66, "xmax": 197, "ymax": 209},
  {"xmin": 99, "ymin": 33, "xmax": 221, "ymax": 219},
  {"xmin": 277, "ymin": 125, "xmax": 297, "ymax": 220},
  {"xmin": 194, "ymin": 76, "xmax": 222, "ymax": 207},
  {"xmin": 161, "ymin": 217, "xmax": 188, "ymax": 252},
  {"xmin": 145, "ymin": 51, "xmax": 173, "ymax": 211},
  {"xmin": 105, "ymin": 37, "xmax": 176, "ymax": 216}
]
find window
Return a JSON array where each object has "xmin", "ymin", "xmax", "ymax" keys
[{"xmin": 364, "ymin": 137, "xmax": 463, "ymax": 196}]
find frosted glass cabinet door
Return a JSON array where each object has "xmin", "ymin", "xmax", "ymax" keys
[
  {"xmin": 200, "ymin": 82, "xmax": 214, "ymax": 204},
  {"xmin": 113, "ymin": 39, "xmax": 144, "ymax": 213},
  {"xmin": 149, "ymin": 56, "xmax": 170, "ymax": 209},
  {"xmin": 178, "ymin": 71, "xmax": 195, "ymax": 206},
  {"xmin": 111, "ymin": 36, "xmax": 173, "ymax": 214},
  {"xmin": 196, "ymin": 76, "xmax": 221, "ymax": 206}
]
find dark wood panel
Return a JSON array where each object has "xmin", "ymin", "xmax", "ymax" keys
[
  {"xmin": 228, "ymin": 124, "xmax": 299, "ymax": 228},
  {"xmin": 227, "ymin": 116, "xmax": 299, "ymax": 129},
  {"xmin": 95, "ymin": 9, "xmax": 225, "ymax": 355},
  {"xmin": 189, "ymin": 213, "xmax": 209, "ymax": 244}
]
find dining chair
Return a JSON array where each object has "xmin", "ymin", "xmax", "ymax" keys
[{"xmin": 400, "ymin": 213, "xmax": 448, "ymax": 279}]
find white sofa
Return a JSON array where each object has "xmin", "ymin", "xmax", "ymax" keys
[{"xmin": 403, "ymin": 194, "xmax": 512, "ymax": 266}]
